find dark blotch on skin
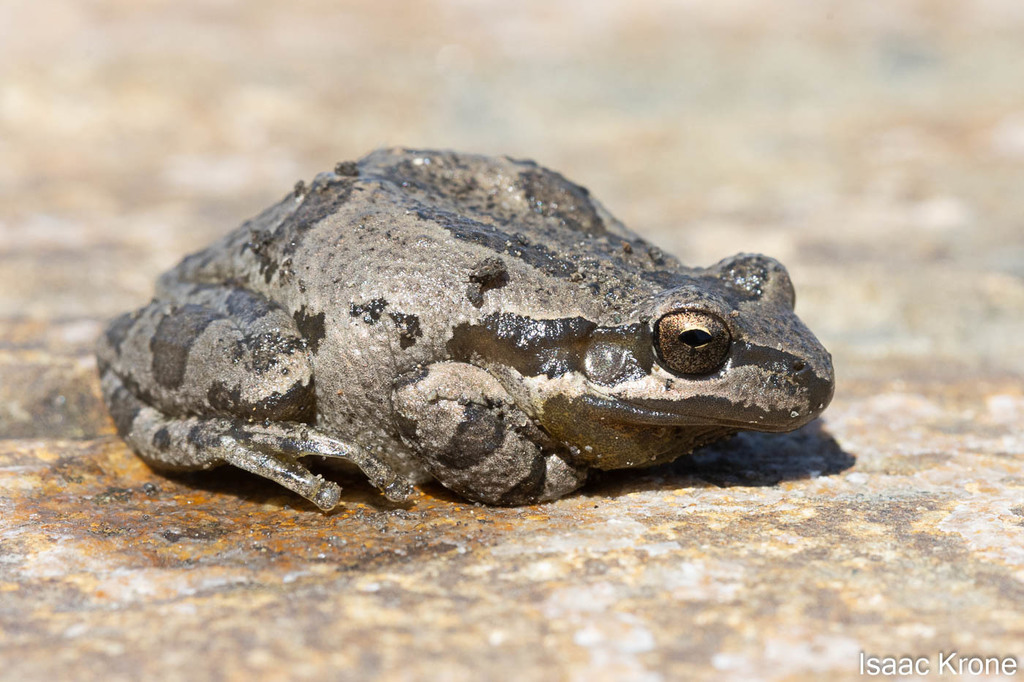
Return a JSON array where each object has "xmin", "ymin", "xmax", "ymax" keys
[
  {"xmin": 108, "ymin": 385, "xmax": 141, "ymax": 437},
  {"xmin": 518, "ymin": 169, "xmax": 606, "ymax": 235},
  {"xmin": 335, "ymin": 160, "xmax": 359, "ymax": 177},
  {"xmin": 448, "ymin": 313, "xmax": 596, "ymax": 379},
  {"xmin": 393, "ymin": 411, "xmax": 419, "ymax": 443},
  {"xmin": 294, "ymin": 306, "xmax": 327, "ymax": 353},
  {"xmin": 226, "ymin": 288, "xmax": 274, "ymax": 321},
  {"xmin": 438, "ymin": 404, "xmax": 506, "ymax": 469},
  {"xmin": 243, "ymin": 177, "xmax": 355, "ymax": 284},
  {"xmin": 259, "ymin": 379, "xmax": 316, "ymax": 422},
  {"xmin": 467, "ymin": 257, "xmax": 509, "ymax": 308},
  {"xmin": 152, "ymin": 427, "xmax": 171, "ymax": 451},
  {"xmin": 394, "ymin": 365, "xmax": 430, "ymax": 390},
  {"xmin": 237, "ymin": 331, "xmax": 306, "ymax": 375},
  {"xmin": 186, "ymin": 424, "xmax": 208, "ymax": 448},
  {"xmin": 388, "ymin": 311, "xmax": 422, "ymax": 349},
  {"xmin": 350, "ymin": 298, "xmax": 389, "ymax": 324},
  {"xmin": 104, "ymin": 312, "xmax": 137, "ymax": 354},
  {"xmin": 150, "ymin": 305, "xmax": 222, "ymax": 389},
  {"xmin": 380, "ymin": 151, "xmax": 482, "ymax": 199},
  {"xmin": 496, "ymin": 454, "xmax": 548, "ymax": 506},
  {"xmin": 116, "ymin": 372, "xmax": 158, "ymax": 412},
  {"xmin": 414, "ymin": 205, "xmax": 579, "ymax": 281},
  {"xmin": 246, "ymin": 229, "xmax": 280, "ymax": 285},
  {"xmin": 207, "ymin": 377, "xmax": 316, "ymax": 423},
  {"xmin": 206, "ymin": 381, "xmax": 243, "ymax": 416},
  {"xmin": 278, "ymin": 178, "xmax": 355, "ymax": 258},
  {"xmin": 287, "ymin": 180, "xmax": 352, "ymax": 232},
  {"xmin": 470, "ymin": 257, "xmax": 510, "ymax": 287}
]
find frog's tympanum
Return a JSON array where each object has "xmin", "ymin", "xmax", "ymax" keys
[{"xmin": 98, "ymin": 149, "xmax": 834, "ymax": 510}]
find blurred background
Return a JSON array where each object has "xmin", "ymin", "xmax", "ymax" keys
[
  {"xmin": 2, "ymin": 2, "xmax": 1023, "ymax": 680},
  {"xmin": 3, "ymin": 0, "xmax": 1023, "ymax": 379}
]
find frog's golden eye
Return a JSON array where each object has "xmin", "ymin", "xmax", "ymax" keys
[{"xmin": 654, "ymin": 310, "xmax": 731, "ymax": 376}]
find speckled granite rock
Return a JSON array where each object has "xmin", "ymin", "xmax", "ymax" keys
[{"xmin": 1, "ymin": 1, "xmax": 1023, "ymax": 680}]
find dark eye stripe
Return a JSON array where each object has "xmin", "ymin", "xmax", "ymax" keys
[{"xmin": 447, "ymin": 312, "xmax": 652, "ymax": 383}]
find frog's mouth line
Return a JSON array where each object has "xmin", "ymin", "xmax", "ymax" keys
[{"xmin": 577, "ymin": 393, "xmax": 812, "ymax": 432}]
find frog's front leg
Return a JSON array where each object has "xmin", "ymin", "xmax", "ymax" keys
[
  {"xmin": 96, "ymin": 284, "xmax": 410, "ymax": 510},
  {"xmin": 393, "ymin": 362, "xmax": 587, "ymax": 505}
]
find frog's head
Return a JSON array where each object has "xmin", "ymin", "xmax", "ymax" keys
[{"xmin": 527, "ymin": 253, "xmax": 835, "ymax": 469}]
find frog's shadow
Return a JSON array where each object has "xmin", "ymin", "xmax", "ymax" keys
[
  {"xmin": 159, "ymin": 462, "xmax": 415, "ymax": 513},
  {"xmin": 585, "ymin": 420, "xmax": 854, "ymax": 498},
  {"xmin": 160, "ymin": 420, "xmax": 851, "ymax": 511}
]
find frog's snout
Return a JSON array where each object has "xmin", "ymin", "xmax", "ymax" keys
[{"xmin": 790, "ymin": 349, "xmax": 835, "ymax": 425}]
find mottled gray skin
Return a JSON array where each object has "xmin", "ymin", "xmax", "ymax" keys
[{"xmin": 97, "ymin": 148, "xmax": 834, "ymax": 510}]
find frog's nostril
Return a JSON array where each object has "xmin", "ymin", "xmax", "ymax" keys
[{"xmin": 792, "ymin": 360, "xmax": 806, "ymax": 372}]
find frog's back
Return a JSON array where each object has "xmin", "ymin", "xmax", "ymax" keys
[
  {"xmin": 169, "ymin": 149, "xmax": 694, "ymax": 322},
  {"xmin": 321, "ymin": 149, "xmax": 693, "ymax": 315},
  {"xmin": 354, "ymin": 148, "xmax": 690, "ymax": 309}
]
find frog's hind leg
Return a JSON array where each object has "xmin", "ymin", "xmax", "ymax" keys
[
  {"xmin": 97, "ymin": 285, "xmax": 317, "ymax": 424},
  {"xmin": 101, "ymin": 367, "xmax": 335, "ymax": 509},
  {"xmin": 97, "ymin": 285, "xmax": 411, "ymax": 510},
  {"xmin": 100, "ymin": 363, "xmax": 411, "ymax": 510}
]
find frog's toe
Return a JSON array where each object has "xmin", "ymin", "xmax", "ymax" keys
[
  {"xmin": 536, "ymin": 453, "xmax": 588, "ymax": 503},
  {"xmin": 383, "ymin": 479, "xmax": 415, "ymax": 502},
  {"xmin": 311, "ymin": 478, "xmax": 342, "ymax": 511}
]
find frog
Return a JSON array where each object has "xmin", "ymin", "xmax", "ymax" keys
[{"xmin": 96, "ymin": 148, "xmax": 834, "ymax": 511}]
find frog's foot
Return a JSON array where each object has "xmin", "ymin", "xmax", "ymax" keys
[
  {"xmin": 99, "ymin": 348, "xmax": 411, "ymax": 512},
  {"xmin": 394, "ymin": 362, "xmax": 587, "ymax": 505}
]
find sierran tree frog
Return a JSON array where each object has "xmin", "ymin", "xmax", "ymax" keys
[{"xmin": 97, "ymin": 149, "xmax": 834, "ymax": 510}]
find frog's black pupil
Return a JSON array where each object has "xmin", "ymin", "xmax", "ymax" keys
[{"xmin": 678, "ymin": 329, "xmax": 713, "ymax": 347}]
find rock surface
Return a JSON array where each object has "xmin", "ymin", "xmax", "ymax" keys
[{"xmin": 1, "ymin": 1, "xmax": 1023, "ymax": 680}]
